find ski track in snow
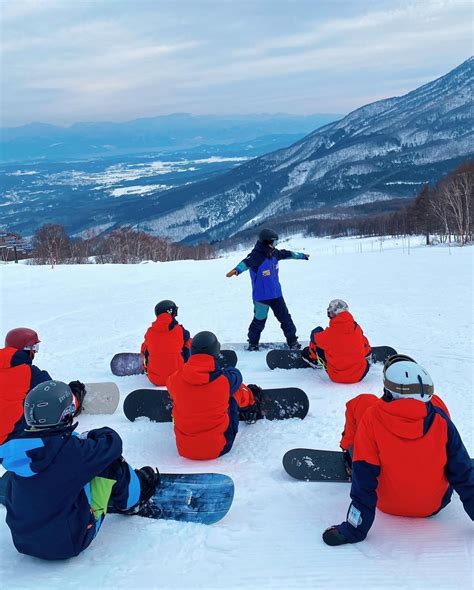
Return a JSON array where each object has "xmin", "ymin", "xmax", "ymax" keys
[{"xmin": 0, "ymin": 236, "xmax": 472, "ymax": 589}]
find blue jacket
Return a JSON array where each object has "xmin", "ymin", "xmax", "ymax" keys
[
  {"xmin": 0, "ymin": 424, "xmax": 124, "ymax": 560},
  {"xmin": 235, "ymin": 241, "xmax": 307, "ymax": 301}
]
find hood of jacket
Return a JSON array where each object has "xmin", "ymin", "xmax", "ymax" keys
[
  {"xmin": 328, "ymin": 311, "xmax": 358, "ymax": 335},
  {"xmin": 180, "ymin": 354, "xmax": 219, "ymax": 386},
  {"xmin": 373, "ymin": 398, "xmax": 430, "ymax": 440},
  {"xmin": 150, "ymin": 313, "xmax": 176, "ymax": 334}
]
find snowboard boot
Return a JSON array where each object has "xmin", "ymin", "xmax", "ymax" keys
[
  {"xmin": 121, "ymin": 466, "xmax": 160, "ymax": 515},
  {"xmin": 301, "ymin": 347, "xmax": 323, "ymax": 369},
  {"xmin": 239, "ymin": 384, "xmax": 263, "ymax": 424},
  {"xmin": 247, "ymin": 342, "xmax": 259, "ymax": 351},
  {"xmin": 287, "ymin": 337, "xmax": 301, "ymax": 350}
]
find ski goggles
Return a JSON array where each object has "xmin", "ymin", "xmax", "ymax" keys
[{"xmin": 25, "ymin": 343, "xmax": 40, "ymax": 353}]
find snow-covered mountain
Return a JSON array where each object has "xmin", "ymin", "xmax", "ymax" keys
[{"xmin": 132, "ymin": 58, "xmax": 473, "ymax": 242}]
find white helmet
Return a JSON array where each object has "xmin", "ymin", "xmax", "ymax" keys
[
  {"xmin": 327, "ymin": 299, "xmax": 348, "ymax": 318},
  {"xmin": 383, "ymin": 359, "xmax": 434, "ymax": 402}
]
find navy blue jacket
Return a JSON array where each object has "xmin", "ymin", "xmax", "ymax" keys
[
  {"xmin": 0, "ymin": 424, "xmax": 124, "ymax": 560},
  {"xmin": 235, "ymin": 241, "xmax": 307, "ymax": 301}
]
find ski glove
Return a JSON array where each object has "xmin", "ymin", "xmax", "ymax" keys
[
  {"xmin": 303, "ymin": 254, "xmax": 310, "ymax": 260},
  {"xmin": 322, "ymin": 526, "xmax": 349, "ymax": 546},
  {"xmin": 69, "ymin": 380, "xmax": 86, "ymax": 416}
]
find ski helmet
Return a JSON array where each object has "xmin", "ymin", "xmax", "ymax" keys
[
  {"xmin": 191, "ymin": 331, "xmax": 221, "ymax": 358},
  {"xmin": 327, "ymin": 299, "xmax": 349, "ymax": 318},
  {"xmin": 154, "ymin": 300, "xmax": 178, "ymax": 318},
  {"xmin": 383, "ymin": 360, "xmax": 434, "ymax": 402},
  {"xmin": 5, "ymin": 327, "xmax": 40, "ymax": 351},
  {"xmin": 258, "ymin": 228, "xmax": 279, "ymax": 244},
  {"xmin": 24, "ymin": 380, "xmax": 76, "ymax": 429}
]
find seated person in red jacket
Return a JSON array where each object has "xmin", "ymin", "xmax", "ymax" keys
[
  {"xmin": 302, "ymin": 299, "xmax": 371, "ymax": 383},
  {"xmin": 141, "ymin": 300, "xmax": 192, "ymax": 386},
  {"xmin": 167, "ymin": 331, "xmax": 262, "ymax": 460},
  {"xmin": 0, "ymin": 327, "xmax": 85, "ymax": 446},
  {"xmin": 323, "ymin": 354, "xmax": 474, "ymax": 546}
]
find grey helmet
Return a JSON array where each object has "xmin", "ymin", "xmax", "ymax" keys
[
  {"xmin": 24, "ymin": 380, "xmax": 76, "ymax": 429},
  {"xmin": 327, "ymin": 299, "xmax": 349, "ymax": 318},
  {"xmin": 191, "ymin": 331, "xmax": 221, "ymax": 358},
  {"xmin": 258, "ymin": 228, "xmax": 279, "ymax": 244},
  {"xmin": 154, "ymin": 300, "xmax": 178, "ymax": 318}
]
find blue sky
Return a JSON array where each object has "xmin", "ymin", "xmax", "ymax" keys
[{"xmin": 1, "ymin": 0, "xmax": 472, "ymax": 127}]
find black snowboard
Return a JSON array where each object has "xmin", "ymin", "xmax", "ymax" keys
[
  {"xmin": 223, "ymin": 341, "xmax": 308, "ymax": 351},
  {"xmin": 266, "ymin": 345, "xmax": 398, "ymax": 370},
  {"xmin": 282, "ymin": 449, "xmax": 351, "ymax": 482},
  {"xmin": 111, "ymin": 349, "xmax": 238, "ymax": 376},
  {"xmin": 0, "ymin": 471, "xmax": 233, "ymax": 525},
  {"xmin": 123, "ymin": 387, "xmax": 309, "ymax": 423}
]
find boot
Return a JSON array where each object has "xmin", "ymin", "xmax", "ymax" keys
[
  {"xmin": 287, "ymin": 337, "xmax": 301, "ymax": 350},
  {"xmin": 121, "ymin": 466, "xmax": 160, "ymax": 514},
  {"xmin": 239, "ymin": 385, "xmax": 263, "ymax": 424},
  {"xmin": 247, "ymin": 342, "xmax": 259, "ymax": 351}
]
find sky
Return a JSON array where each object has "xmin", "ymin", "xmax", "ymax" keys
[{"xmin": 0, "ymin": 0, "xmax": 472, "ymax": 127}]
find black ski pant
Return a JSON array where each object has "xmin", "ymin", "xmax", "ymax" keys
[{"xmin": 248, "ymin": 296, "xmax": 297, "ymax": 345}]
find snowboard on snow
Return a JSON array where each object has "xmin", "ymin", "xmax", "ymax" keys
[
  {"xmin": 223, "ymin": 341, "xmax": 308, "ymax": 352},
  {"xmin": 81, "ymin": 382, "xmax": 120, "ymax": 414},
  {"xmin": 0, "ymin": 471, "xmax": 233, "ymax": 525},
  {"xmin": 123, "ymin": 387, "xmax": 309, "ymax": 423},
  {"xmin": 266, "ymin": 345, "xmax": 398, "ymax": 370},
  {"xmin": 283, "ymin": 449, "xmax": 351, "ymax": 482},
  {"xmin": 110, "ymin": 350, "xmax": 238, "ymax": 376}
]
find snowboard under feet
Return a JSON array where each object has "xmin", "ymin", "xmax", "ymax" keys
[
  {"xmin": 123, "ymin": 387, "xmax": 309, "ymax": 423},
  {"xmin": 82, "ymin": 382, "xmax": 120, "ymax": 414},
  {"xmin": 283, "ymin": 449, "xmax": 351, "ymax": 482},
  {"xmin": 0, "ymin": 471, "xmax": 233, "ymax": 525},
  {"xmin": 110, "ymin": 350, "xmax": 238, "ymax": 377},
  {"xmin": 266, "ymin": 345, "xmax": 398, "ymax": 370},
  {"xmin": 223, "ymin": 341, "xmax": 309, "ymax": 352}
]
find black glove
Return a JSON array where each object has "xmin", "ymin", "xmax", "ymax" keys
[
  {"xmin": 303, "ymin": 254, "xmax": 310, "ymax": 260},
  {"xmin": 342, "ymin": 449, "xmax": 353, "ymax": 478},
  {"xmin": 322, "ymin": 526, "xmax": 349, "ymax": 546},
  {"xmin": 69, "ymin": 380, "xmax": 86, "ymax": 416}
]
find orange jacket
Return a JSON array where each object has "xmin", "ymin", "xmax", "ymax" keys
[
  {"xmin": 310, "ymin": 311, "xmax": 371, "ymax": 383},
  {"xmin": 0, "ymin": 348, "xmax": 32, "ymax": 444},
  {"xmin": 167, "ymin": 354, "xmax": 254, "ymax": 460},
  {"xmin": 141, "ymin": 314, "xmax": 191, "ymax": 386}
]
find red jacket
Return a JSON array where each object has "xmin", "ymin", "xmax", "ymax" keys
[
  {"xmin": 0, "ymin": 348, "xmax": 31, "ymax": 444},
  {"xmin": 141, "ymin": 314, "xmax": 191, "ymax": 386},
  {"xmin": 167, "ymin": 354, "xmax": 254, "ymax": 460},
  {"xmin": 310, "ymin": 311, "xmax": 371, "ymax": 383}
]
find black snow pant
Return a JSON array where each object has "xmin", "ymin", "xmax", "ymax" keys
[{"xmin": 248, "ymin": 296, "xmax": 297, "ymax": 345}]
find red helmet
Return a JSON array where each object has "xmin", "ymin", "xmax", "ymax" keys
[{"xmin": 5, "ymin": 327, "xmax": 40, "ymax": 350}]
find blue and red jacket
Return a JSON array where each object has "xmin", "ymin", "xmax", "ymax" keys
[
  {"xmin": 309, "ymin": 311, "xmax": 371, "ymax": 383},
  {"xmin": 141, "ymin": 313, "xmax": 191, "ymax": 386},
  {"xmin": 0, "ymin": 424, "xmax": 136, "ymax": 560},
  {"xmin": 234, "ymin": 241, "xmax": 307, "ymax": 301},
  {"xmin": 167, "ymin": 354, "xmax": 254, "ymax": 460},
  {"xmin": 0, "ymin": 347, "xmax": 52, "ymax": 444},
  {"xmin": 336, "ymin": 397, "xmax": 474, "ymax": 543}
]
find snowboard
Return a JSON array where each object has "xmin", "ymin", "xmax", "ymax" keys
[
  {"xmin": 266, "ymin": 345, "xmax": 398, "ymax": 370},
  {"xmin": 110, "ymin": 350, "xmax": 238, "ymax": 376},
  {"xmin": 283, "ymin": 449, "xmax": 351, "ymax": 482},
  {"xmin": 82, "ymin": 382, "xmax": 120, "ymax": 414},
  {"xmin": 0, "ymin": 471, "xmax": 233, "ymax": 525},
  {"xmin": 123, "ymin": 387, "xmax": 309, "ymax": 423},
  {"xmin": 223, "ymin": 341, "xmax": 308, "ymax": 352}
]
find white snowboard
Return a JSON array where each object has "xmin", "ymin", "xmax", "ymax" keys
[{"xmin": 82, "ymin": 382, "xmax": 120, "ymax": 415}]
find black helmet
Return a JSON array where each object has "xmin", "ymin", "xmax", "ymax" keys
[
  {"xmin": 24, "ymin": 380, "xmax": 76, "ymax": 429},
  {"xmin": 154, "ymin": 300, "xmax": 178, "ymax": 318},
  {"xmin": 191, "ymin": 331, "xmax": 221, "ymax": 358},
  {"xmin": 258, "ymin": 228, "xmax": 279, "ymax": 244}
]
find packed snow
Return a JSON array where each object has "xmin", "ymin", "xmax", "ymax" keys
[{"xmin": 0, "ymin": 235, "xmax": 472, "ymax": 589}]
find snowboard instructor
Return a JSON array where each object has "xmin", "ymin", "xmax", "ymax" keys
[{"xmin": 226, "ymin": 228, "xmax": 309, "ymax": 351}]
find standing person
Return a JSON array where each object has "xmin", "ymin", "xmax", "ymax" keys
[
  {"xmin": 0, "ymin": 380, "xmax": 159, "ymax": 560},
  {"xmin": 322, "ymin": 355, "xmax": 474, "ymax": 546},
  {"xmin": 141, "ymin": 300, "xmax": 192, "ymax": 386},
  {"xmin": 226, "ymin": 228, "xmax": 309, "ymax": 351},
  {"xmin": 167, "ymin": 331, "xmax": 262, "ymax": 460},
  {"xmin": 301, "ymin": 299, "xmax": 371, "ymax": 383},
  {"xmin": 0, "ymin": 327, "xmax": 85, "ymax": 445}
]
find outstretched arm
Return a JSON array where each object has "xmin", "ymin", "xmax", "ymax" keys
[
  {"xmin": 276, "ymin": 249, "xmax": 309, "ymax": 261},
  {"xmin": 226, "ymin": 261, "xmax": 249, "ymax": 277}
]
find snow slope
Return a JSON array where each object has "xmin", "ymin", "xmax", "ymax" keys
[{"xmin": 0, "ymin": 236, "xmax": 472, "ymax": 589}]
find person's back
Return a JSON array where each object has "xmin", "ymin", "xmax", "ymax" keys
[
  {"xmin": 309, "ymin": 300, "xmax": 370, "ymax": 383},
  {"xmin": 323, "ymin": 357, "xmax": 474, "ymax": 546},
  {"xmin": 0, "ymin": 328, "xmax": 51, "ymax": 444},
  {"xmin": 167, "ymin": 331, "xmax": 257, "ymax": 460},
  {"xmin": 141, "ymin": 300, "xmax": 191, "ymax": 386}
]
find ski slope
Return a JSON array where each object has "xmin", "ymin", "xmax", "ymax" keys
[{"xmin": 0, "ymin": 236, "xmax": 472, "ymax": 589}]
